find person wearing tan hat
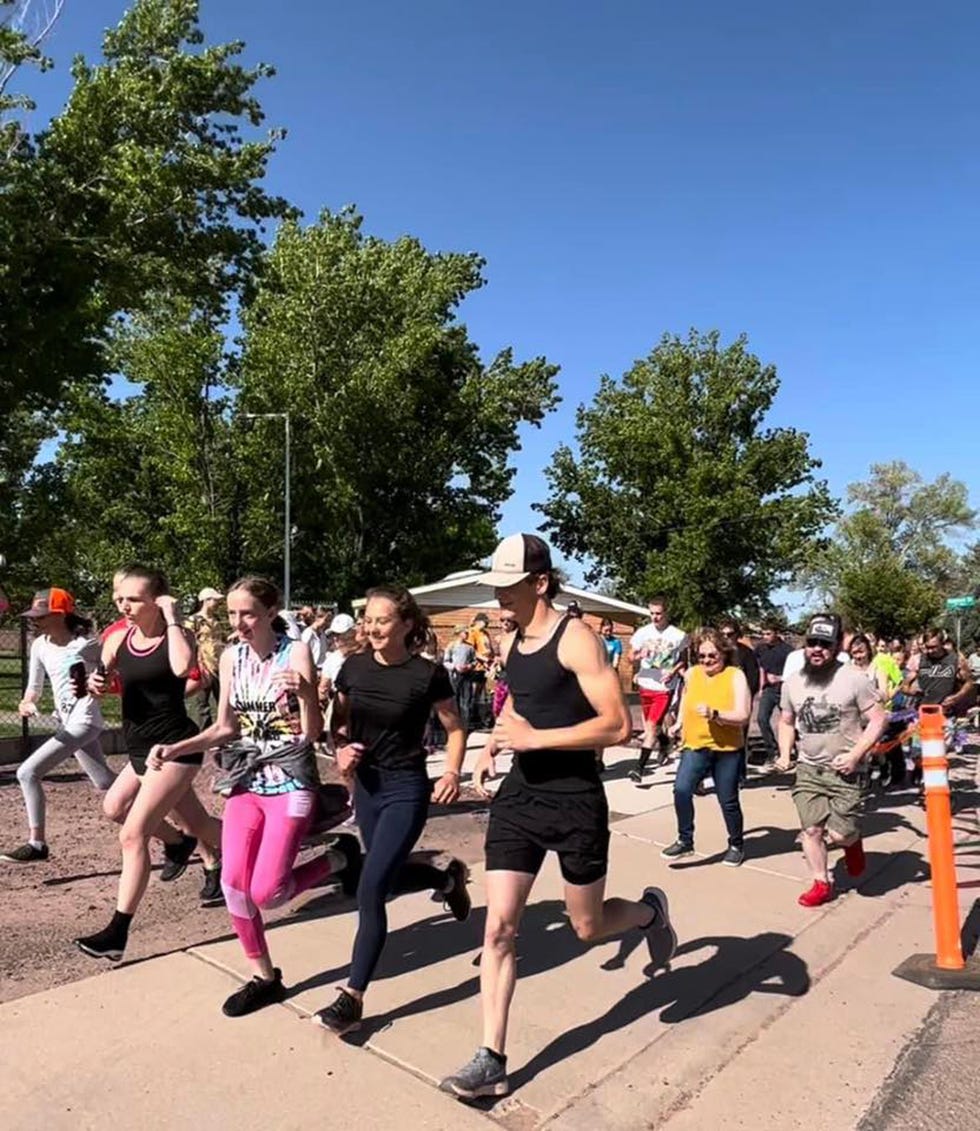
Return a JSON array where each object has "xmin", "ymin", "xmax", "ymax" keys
[
  {"xmin": 1, "ymin": 589, "xmax": 116, "ymax": 863},
  {"xmin": 186, "ymin": 586, "xmax": 226, "ymax": 729}
]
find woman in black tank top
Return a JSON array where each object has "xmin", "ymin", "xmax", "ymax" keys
[{"xmin": 74, "ymin": 567, "xmax": 224, "ymax": 962}]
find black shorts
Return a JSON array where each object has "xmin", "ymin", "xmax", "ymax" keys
[
  {"xmin": 129, "ymin": 750, "xmax": 204, "ymax": 777},
  {"xmin": 485, "ymin": 775, "xmax": 610, "ymax": 886}
]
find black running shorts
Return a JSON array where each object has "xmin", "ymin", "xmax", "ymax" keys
[
  {"xmin": 129, "ymin": 750, "xmax": 204, "ymax": 777},
  {"xmin": 485, "ymin": 775, "xmax": 610, "ymax": 885}
]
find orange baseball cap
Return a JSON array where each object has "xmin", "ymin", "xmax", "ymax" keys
[{"xmin": 21, "ymin": 588, "xmax": 76, "ymax": 618}]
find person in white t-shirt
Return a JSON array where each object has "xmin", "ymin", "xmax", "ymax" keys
[
  {"xmin": 1, "ymin": 588, "xmax": 115, "ymax": 863},
  {"xmin": 316, "ymin": 615, "xmax": 359, "ymax": 710},
  {"xmin": 627, "ymin": 597, "xmax": 689, "ymax": 784},
  {"xmin": 301, "ymin": 605, "xmax": 334, "ymax": 668}
]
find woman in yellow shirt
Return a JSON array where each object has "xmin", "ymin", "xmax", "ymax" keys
[{"xmin": 664, "ymin": 628, "xmax": 751, "ymax": 866}]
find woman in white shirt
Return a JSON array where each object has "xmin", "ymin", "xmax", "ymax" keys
[{"xmin": 1, "ymin": 588, "xmax": 115, "ymax": 863}]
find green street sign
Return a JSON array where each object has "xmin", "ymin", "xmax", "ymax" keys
[{"xmin": 946, "ymin": 596, "xmax": 977, "ymax": 611}]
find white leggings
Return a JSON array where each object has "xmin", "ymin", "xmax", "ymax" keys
[{"xmin": 16, "ymin": 725, "xmax": 115, "ymax": 832}]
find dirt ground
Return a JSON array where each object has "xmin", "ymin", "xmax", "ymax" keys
[{"xmin": 0, "ymin": 754, "xmax": 491, "ymax": 1006}]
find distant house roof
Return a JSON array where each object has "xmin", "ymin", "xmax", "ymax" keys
[{"xmin": 352, "ymin": 570, "xmax": 648, "ymax": 620}]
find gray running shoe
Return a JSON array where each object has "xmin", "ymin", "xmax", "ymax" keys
[
  {"xmin": 160, "ymin": 834, "xmax": 197, "ymax": 882},
  {"xmin": 641, "ymin": 886, "xmax": 677, "ymax": 970},
  {"xmin": 440, "ymin": 1047, "xmax": 509, "ymax": 1100},
  {"xmin": 660, "ymin": 840, "xmax": 694, "ymax": 860}
]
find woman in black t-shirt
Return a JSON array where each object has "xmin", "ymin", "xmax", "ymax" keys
[{"xmin": 312, "ymin": 585, "xmax": 470, "ymax": 1035}]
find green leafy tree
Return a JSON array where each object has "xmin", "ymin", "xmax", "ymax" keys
[
  {"xmin": 2, "ymin": 0, "xmax": 290, "ymax": 592},
  {"xmin": 234, "ymin": 208, "xmax": 560, "ymax": 602},
  {"xmin": 536, "ymin": 329, "xmax": 836, "ymax": 625},
  {"xmin": 811, "ymin": 462, "xmax": 977, "ymax": 637},
  {"xmin": 1, "ymin": 2, "xmax": 62, "ymax": 153},
  {"xmin": 15, "ymin": 302, "xmax": 236, "ymax": 604}
]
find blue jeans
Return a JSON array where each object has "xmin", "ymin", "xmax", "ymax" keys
[
  {"xmin": 349, "ymin": 767, "xmax": 448, "ymax": 991},
  {"xmin": 673, "ymin": 747, "xmax": 744, "ymax": 849},
  {"xmin": 756, "ymin": 685, "xmax": 781, "ymax": 759}
]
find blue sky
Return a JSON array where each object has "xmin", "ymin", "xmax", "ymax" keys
[{"xmin": 18, "ymin": 1, "xmax": 980, "ymax": 599}]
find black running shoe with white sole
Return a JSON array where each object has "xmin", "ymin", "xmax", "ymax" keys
[
  {"xmin": 74, "ymin": 926, "xmax": 126, "ymax": 962},
  {"xmin": 660, "ymin": 840, "xmax": 694, "ymax": 860},
  {"xmin": 641, "ymin": 885, "xmax": 677, "ymax": 970},
  {"xmin": 442, "ymin": 858, "xmax": 471, "ymax": 922},
  {"xmin": 312, "ymin": 988, "xmax": 362, "ymax": 1036},
  {"xmin": 160, "ymin": 834, "xmax": 198, "ymax": 882},
  {"xmin": 222, "ymin": 969, "xmax": 286, "ymax": 1017},
  {"xmin": 0, "ymin": 842, "xmax": 49, "ymax": 863},
  {"xmin": 440, "ymin": 1047, "xmax": 509, "ymax": 1100}
]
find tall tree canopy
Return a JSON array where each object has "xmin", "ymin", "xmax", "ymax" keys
[
  {"xmin": 537, "ymin": 330, "xmax": 836, "ymax": 625},
  {"xmin": 233, "ymin": 209, "xmax": 560, "ymax": 601},
  {"xmin": 808, "ymin": 461, "xmax": 976, "ymax": 637},
  {"xmin": 22, "ymin": 211, "xmax": 560, "ymax": 605},
  {"xmin": 2, "ymin": 0, "xmax": 290, "ymax": 596}
]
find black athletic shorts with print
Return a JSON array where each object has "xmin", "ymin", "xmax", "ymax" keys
[{"xmin": 485, "ymin": 774, "xmax": 610, "ymax": 885}]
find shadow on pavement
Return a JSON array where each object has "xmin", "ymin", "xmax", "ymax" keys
[{"xmin": 503, "ymin": 930, "xmax": 809, "ymax": 1100}]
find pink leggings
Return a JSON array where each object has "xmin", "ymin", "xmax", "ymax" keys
[{"xmin": 220, "ymin": 789, "xmax": 331, "ymax": 959}]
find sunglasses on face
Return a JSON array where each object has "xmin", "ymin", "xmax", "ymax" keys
[
  {"xmin": 698, "ymin": 651, "xmax": 721, "ymax": 660},
  {"xmin": 805, "ymin": 638, "xmax": 832, "ymax": 649}
]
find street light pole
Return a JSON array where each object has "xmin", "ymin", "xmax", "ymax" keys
[{"xmin": 242, "ymin": 412, "xmax": 292, "ymax": 608}]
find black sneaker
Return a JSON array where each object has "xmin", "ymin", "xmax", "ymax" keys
[
  {"xmin": 0, "ymin": 842, "xmax": 49, "ymax": 862},
  {"xmin": 660, "ymin": 840, "xmax": 694, "ymax": 860},
  {"xmin": 75, "ymin": 925, "xmax": 126, "ymax": 962},
  {"xmin": 199, "ymin": 863, "xmax": 224, "ymax": 907},
  {"xmin": 441, "ymin": 1047, "xmax": 509, "ymax": 1100},
  {"xmin": 160, "ymin": 834, "xmax": 198, "ymax": 882},
  {"xmin": 722, "ymin": 846, "xmax": 745, "ymax": 867},
  {"xmin": 330, "ymin": 834, "xmax": 363, "ymax": 898},
  {"xmin": 641, "ymin": 885, "xmax": 677, "ymax": 969},
  {"xmin": 627, "ymin": 767, "xmax": 644, "ymax": 785},
  {"xmin": 312, "ymin": 988, "xmax": 362, "ymax": 1036},
  {"xmin": 441, "ymin": 858, "xmax": 471, "ymax": 922},
  {"xmin": 222, "ymin": 969, "xmax": 286, "ymax": 1017}
]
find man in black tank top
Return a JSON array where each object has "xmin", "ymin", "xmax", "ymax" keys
[{"xmin": 441, "ymin": 535, "xmax": 679, "ymax": 1102}]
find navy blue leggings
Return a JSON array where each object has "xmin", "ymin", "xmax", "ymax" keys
[{"xmin": 349, "ymin": 769, "xmax": 448, "ymax": 992}]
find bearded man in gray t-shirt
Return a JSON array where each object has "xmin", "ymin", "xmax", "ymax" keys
[{"xmin": 777, "ymin": 614, "xmax": 886, "ymax": 909}]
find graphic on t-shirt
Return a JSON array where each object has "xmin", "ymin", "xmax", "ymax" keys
[
  {"xmin": 229, "ymin": 637, "xmax": 306, "ymax": 795},
  {"xmin": 797, "ymin": 695, "xmax": 843, "ymax": 735}
]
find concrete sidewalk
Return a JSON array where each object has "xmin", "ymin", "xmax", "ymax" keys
[{"xmin": 2, "ymin": 740, "xmax": 978, "ymax": 1130}]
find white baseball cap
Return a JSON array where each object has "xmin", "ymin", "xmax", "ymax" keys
[
  {"xmin": 198, "ymin": 587, "xmax": 224, "ymax": 602},
  {"xmin": 476, "ymin": 533, "xmax": 553, "ymax": 587},
  {"xmin": 326, "ymin": 613, "xmax": 356, "ymax": 634}
]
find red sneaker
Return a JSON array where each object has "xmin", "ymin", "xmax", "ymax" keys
[
  {"xmin": 844, "ymin": 839, "xmax": 866, "ymax": 877},
  {"xmin": 798, "ymin": 880, "xmax": 834, "ymax": 907}
]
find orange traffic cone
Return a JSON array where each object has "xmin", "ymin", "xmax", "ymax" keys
[{"xmin": 893, "ymin": 706, "xmax": 980, "ymax": 989}]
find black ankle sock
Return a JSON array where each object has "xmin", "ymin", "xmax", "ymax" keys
[
  {"xmin": 637, "ymin": 747, "xmax": 652, "ymax": 771},
  {"xmin": 109, "ymin": 910, "xmax": 133, "ymax": 940},
  {"xmin": 482, "ymin": 1046, "xmax": 506, "ymax": 1066}
]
